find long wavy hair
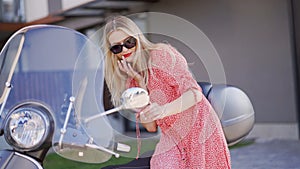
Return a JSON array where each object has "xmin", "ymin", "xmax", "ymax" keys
[{"xmin": 102, "ymin": 15, "xmax": 160, "ymax": 106}]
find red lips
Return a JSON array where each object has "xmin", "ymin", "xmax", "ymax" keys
[{"xmin": 123, "ymin": 53, "xmax": 132, "ymax": 58}]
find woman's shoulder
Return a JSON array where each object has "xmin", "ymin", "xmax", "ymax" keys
[
  {"xmin": 148, "ymin": 43, "xmax": 181, "ymax": 69},
  {"xmin": 149, "ymin": 44, "xmax": 171, "ymax": 63}
]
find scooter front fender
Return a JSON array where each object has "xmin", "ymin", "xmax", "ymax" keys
[{"xmin": 0, "ymin": 150, "xmax": 43, "ymax": 169}]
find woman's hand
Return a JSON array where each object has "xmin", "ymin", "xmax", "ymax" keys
[
  {"xmin": 140, "ymin": 103, "xmax": 167, "ymax": 123},
  {"xmin": 118, "ymin": 56, "xmax": 146, "ymax": 88},
  {"xmin": 118, "ymin": 56, "xmax": 140, "ymax": 79}
]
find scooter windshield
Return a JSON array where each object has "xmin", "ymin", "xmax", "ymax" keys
[{"xmin": 0, "ymin": 25, "xmax": 114, "ymax": 163}]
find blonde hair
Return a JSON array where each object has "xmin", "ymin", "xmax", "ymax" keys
[{"xmin": 102, "ymin": 15, "xmax": 159, "ymax": 106}]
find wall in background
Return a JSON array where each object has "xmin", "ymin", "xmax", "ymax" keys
[{"xmin": 149, "ymin": 0, "xmax": 297, "ymax": 139}]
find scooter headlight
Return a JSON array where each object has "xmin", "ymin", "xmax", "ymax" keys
[{"xmin": 4, "ymin": 102, "xmax": 54, "ymax": 151}]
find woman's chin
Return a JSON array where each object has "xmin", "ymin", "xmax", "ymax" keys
[{"xmin": 124, "ymin": 55, "xmax": 134, "ymax": 62}]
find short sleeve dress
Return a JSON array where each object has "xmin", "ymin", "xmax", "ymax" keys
[{"xmin": 129, "ymin": 45, "xmax": 231, "ymax": 169}]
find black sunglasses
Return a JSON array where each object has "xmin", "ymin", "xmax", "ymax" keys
[{"xmin": 110, "ymin": 36, "xmax": 137, "ymax": 54}]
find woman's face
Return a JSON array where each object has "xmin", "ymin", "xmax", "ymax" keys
[{"xmin": 108, "ymin": 30, "xmax": 137, "ymax": 62}]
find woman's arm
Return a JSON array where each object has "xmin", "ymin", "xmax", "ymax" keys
[
  {"xmin": 163, "ymin": 88, "xmax": 202, "ymax": 118},
  {"xmin": 126, "ymin": 66, "xmax": 157, "ymax": 132},
  {"xmin": 140, "ymin": 88, "xmax": 202, "ymax": 121}
]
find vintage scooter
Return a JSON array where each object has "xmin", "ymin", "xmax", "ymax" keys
[
  {"xmin": 0, "ymin": 25, "xmax": 152, "ymax": 168},
  {"xmin": 0, "ymin": 24, "xmax": 255, "ymax": 168}
]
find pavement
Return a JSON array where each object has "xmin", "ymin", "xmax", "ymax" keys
[{"xmin": 230, "ymin": 138, "xmax": 300, "ymax": 169}]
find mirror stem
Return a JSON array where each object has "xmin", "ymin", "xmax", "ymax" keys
[{"xmin": 84, "ymin": 106, "xmax": 122, "ymax": 123}]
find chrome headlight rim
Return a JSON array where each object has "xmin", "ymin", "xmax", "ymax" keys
[{"xmin": 3, "ymin": 101, "xmax": 54, "ymax": 152}]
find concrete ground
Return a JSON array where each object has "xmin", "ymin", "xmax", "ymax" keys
[{"xmin": 230, "ymin": 138, "xmax": 300, "ymax": 169}]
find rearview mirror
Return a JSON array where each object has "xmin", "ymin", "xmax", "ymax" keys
[
  {"xmin": 121, "ymin": 87, "xmax": 150, "ymax": 109},
  {"xmin": 85, "ymin": 87, "xmax": 149, "ymax": 123}
]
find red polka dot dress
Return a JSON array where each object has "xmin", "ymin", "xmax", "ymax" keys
[{"xmin": 129, "ymin": 45, "xmax": 231, "ymax": 169}]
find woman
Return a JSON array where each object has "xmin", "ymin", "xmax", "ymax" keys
[{"xmin": 102, "ymin": 15, "xmax": 231, "ymax": 169}]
